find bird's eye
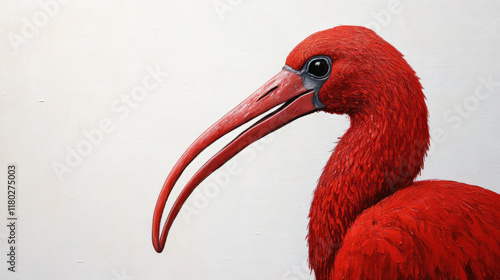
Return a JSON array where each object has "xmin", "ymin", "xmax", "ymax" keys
[{"xmin": 307, "ymin": 58, "xmax": 330, "ymax": 78}]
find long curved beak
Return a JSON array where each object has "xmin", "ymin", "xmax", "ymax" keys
[{"xmin": 152, "ymin": 68, "xmax": 321, "ymax": 252}]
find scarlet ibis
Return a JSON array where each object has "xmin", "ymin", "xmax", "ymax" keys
[{"xmin": 152, "ymin": 26, "xmax": 500, "ymax": 279}]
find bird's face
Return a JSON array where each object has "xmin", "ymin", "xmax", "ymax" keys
[
  {"xmin": 285, "ymin": 25, "xmax": 406, "ymax": 116},
  {"xmin": 152, "ymin": 26, "xmax": 411, "ymax": 252}
]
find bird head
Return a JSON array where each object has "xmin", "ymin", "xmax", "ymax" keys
[
  {"xmin": 286, "ymin": 25, "xmax": 425, "ymax": 119},
  {"xmin": 152, "ymin": 25, "xmax": 428, "ymax": 252}
]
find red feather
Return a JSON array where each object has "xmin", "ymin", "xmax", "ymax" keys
[{"xmin": 334, "ymin": 181, "xmax": 500, "ymax": 279}]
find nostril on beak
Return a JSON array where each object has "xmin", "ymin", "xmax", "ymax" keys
[{"xmin": 257, "ymin": 85, "xmax": 278, "ymax": 102}]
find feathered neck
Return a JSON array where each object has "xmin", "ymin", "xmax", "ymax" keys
[{"xmin": 307, "ymin": 73, "xmax": 429, "ymax": 279}]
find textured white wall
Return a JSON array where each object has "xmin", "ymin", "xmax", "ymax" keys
[{"xmin": 0, "ymin": 1, "xmax": 499, "ymax": 279}]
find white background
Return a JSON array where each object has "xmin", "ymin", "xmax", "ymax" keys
[{"xmin": 1, "ymin": 1, "xmax": 499, "ymax": 279}]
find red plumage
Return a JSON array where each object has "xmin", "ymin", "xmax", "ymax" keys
[
  {"xmin": 152, "ymin": 26, "xmax": 500, "ymax": 279},
  {"xmin": 334, "ymin": 181, "xmax": 500, "ymax": 279}
]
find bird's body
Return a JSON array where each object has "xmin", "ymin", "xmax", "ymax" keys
[
  {"xmin": 153, "ymin": 25, "xmax": 500, "ymax": 279},
  {"xmin": 312, "ymin": 180, "xmax": 500, "ymax": 279}
]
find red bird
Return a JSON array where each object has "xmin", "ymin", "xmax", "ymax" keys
[{"xmin": 152, "ymin": 26, "xmax": 500, "ymax": 279}]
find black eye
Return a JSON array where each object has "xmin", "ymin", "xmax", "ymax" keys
[{"xmin": 307, "ymin": 58, "xmax": 330, "ymax": 78}]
